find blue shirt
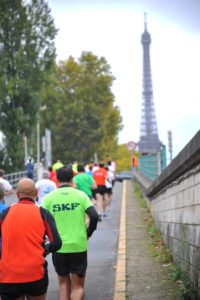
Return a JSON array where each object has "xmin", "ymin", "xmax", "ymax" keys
[
  {"xmin": 26, "ymin": 162, "xmax": 34, "ymax": 173},
  {"xmin": 0, "ymin": 202, "xmax": 8, "ymax": 214}
]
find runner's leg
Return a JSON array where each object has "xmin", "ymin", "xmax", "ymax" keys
[
  {"xmin": 95, "ymin": 193, "xmax": 102, "ymax": 220},
  {"xmin": 106, "ymin": 192, "xmax": 111, "ymax": 209},
  {"xmin": 102, "ymin": 193, "xmax": 107, "ymax": 216},
  {"xmin": 70, "ymin": 274, "xmax": 85, "ymax": 300},
  {"xmin": 58, "ymin": 275, "xmax": 71, "ymax": 300}
]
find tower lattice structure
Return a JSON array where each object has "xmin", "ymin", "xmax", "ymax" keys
[{"xmin": 138, "ymin": 14, "xmax": 161, "ymax": 154}]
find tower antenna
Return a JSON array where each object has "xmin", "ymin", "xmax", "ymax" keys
[{"xmin": 144, "ymin": 12, "xmax": 147, "ymax": 31}]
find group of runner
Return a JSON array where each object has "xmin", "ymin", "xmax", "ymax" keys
[
  {"xmin": 36, "ymin": 159, "xmax": 116, "ymax": 220},
  {"xmin": 0, "ymin": 159, "xmax": 116, "ymax": 300},
  {"xmin": 71, "ymin": 160, "xmax": 116, "ymax": 221}
]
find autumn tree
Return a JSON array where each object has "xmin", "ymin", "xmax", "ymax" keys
[
  {"xmin": 0, "ymin": 0, "xmax": 57, "ymax": 171},
  {"xmin": 114, "ymin": 144, "xmax": 132, "ymax": 171}
]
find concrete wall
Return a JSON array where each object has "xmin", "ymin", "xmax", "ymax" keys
[
  {"xmin": 137, "ymin": 130, "xmax": 200, "ymax": 295},
  {"xmin": 150, "ymin": 165, "xmax": 200, "ymax": 294}
]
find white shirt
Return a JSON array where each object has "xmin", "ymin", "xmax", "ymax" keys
[
  {"xmin": 108, "ymin": 164, "xmax": 115, "ymax": 173},
  {"xmin": 106, "ymin": 171, "xmax": 115, "ymax": 188},
  {"xmin": 0, "ymin": 178, "xmax": 12, "ymax": 192},
  {"xmin": 35, "ymin": 179, "xmax": 57, "ymax": 206},
  {"xmin": 92, "ymin": 166, "xmax": 99, "ymax": 173}
]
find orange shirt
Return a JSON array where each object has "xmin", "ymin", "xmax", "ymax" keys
[
  {"xmin": 0, "ymin": 199, "xmax": 61, "ymax": 283},
  {"xmin": 50, "ymin": 170, "xmax": 58, "ymax": 187},
  {"xmin": 93, "ymin": 168, "xmax": 107, "ymax": 186},
  {"xmin": 132, "ymin": 155, "xmax": 138, "ymax": 167}
]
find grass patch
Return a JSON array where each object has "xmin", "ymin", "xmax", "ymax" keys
[
  {"xmin": 169, "ymin": 265, "xmax": 198, "ymax": 300},
  {"xmin": 133, "ymin": 182, "xmax": 172, "ymax": 263},
  {"xmin": 133, "ymin": 182, "xmax": 197, "ymax": 299}
]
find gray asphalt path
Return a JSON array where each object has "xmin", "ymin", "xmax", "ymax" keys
[
  {"xmin": 84, "ymin": 182, "xmax": 121, "ymax": 299},
  {"xmin": 5, "ymin": 182, "xmax": 122, "ymax": 299}
]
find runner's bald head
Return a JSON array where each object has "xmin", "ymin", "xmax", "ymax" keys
[{"xmin": 16, "ymin": 178, "xmax": 37, "ymax": 200}]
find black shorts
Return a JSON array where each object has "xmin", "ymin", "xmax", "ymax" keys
[
  {"xmin": 106, "ymin": 187, "xmax": 113, "ymax": 194},
  {"xmin": 52, "ymin": 251, "xmax": 87, "ymax": 278},
  {"xmin": 96, "ymin": 185, "xmax": 106, "ymax": 195},
  {"xmin": 0, "ymin": 262, "xmax": 48, "ymax": 300},
  {"xmin": 92, "ymin": 189, "xmax": 97, "ymax": 199}
]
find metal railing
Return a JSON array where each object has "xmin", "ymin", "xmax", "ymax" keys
[
  {"xmin": 4, "ymin": 171, "xmax": 35, "ymax": 188},
  {"xmin": 4, "ymin": 165, "xmax": 43, "ymax": 188}
]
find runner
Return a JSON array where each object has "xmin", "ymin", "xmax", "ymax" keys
[
  {"xmin": 73, "ymin": 164, "xmax": 96, "ymax": 199},
  {"xmin": 48, "ymin": 166, "xmax": 58, "ymax": 187},
  {"xmin": 26, "ymin": 158, "xmax": 34, "ymax": 179},
  {"xmin": 0, "ymin": 178, "xmax": 61, "ymax": 300},
  {"xmin": 52, "ymin": 159, "xmax": 63, "ymax": 172},
  {"xmin": 0, "ymin": 183, "xmax": 8, "ymax": 214},
  {"xmin": 105, "ymin": 166, "xmax": 115, "ymax": 210},
  {"xmin": 0, "ymin": 183, "xmax": 8, "ymax": 259},
  {"xmin": 93, "ymin": 162, "xmax": 108, "ymax": 220},
  {"xmin": 42, "ymin": 167, "xmax": 99, "ymax": 300},
  {"xmin": 86, "ymin": 164, "xmax": 93, "ymax": 177},
  {"xmin": 0, "ymin": 169, "xmax": 13, "ymax": 197},
  {"xmin": 107, "ymin": 160, "xmax": 116, "ymax": 186},
  {"xmin": 35, "ymin": 170, "xmax": 57, "ymax": 206},
  {"xmin": 72, "ymin": 161, "xmax": 78, "ymax": 175}
]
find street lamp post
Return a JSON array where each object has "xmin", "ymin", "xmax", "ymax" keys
[
  {"xmin": 23, "ymin": 133, "xmax": 28, "ymax": 165},
  {"xmin": 37, "ymin": 120, "xmax": 40, "ymax": 166},
  {"xmin": 36, "ymin": 105, "xmax": 46, "ymax": 180}
]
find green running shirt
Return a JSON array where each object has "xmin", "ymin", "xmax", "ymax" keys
[
  {"xmin": 42, "ymin": 186, "xmax": 93, "ymax": 253},
  {"xmin": 73, "ymin": 173, "xmax": 94, "ymax": 197}
]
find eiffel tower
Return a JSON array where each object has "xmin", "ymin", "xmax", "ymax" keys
[{"xmin": 138, "ymin": 13, "xmax": 161, "ymax": 154}]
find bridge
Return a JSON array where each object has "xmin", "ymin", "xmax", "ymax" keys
[{"xmin": 3, "ymin": 129, "xmax": 200, "ymax": 298}]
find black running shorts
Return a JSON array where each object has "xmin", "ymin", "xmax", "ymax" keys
[
  {"xmin": 0, "ymin": 262, "xmax": 48, "ymax": 300},
  {"xmin": 106, "ymin": 187, "xmax": 113, "ymax": 194},
  {"xmin": 52, "ymin": 251, "xmax": 87, "ymax": 278},
  {"xmin": 96, "ymin": 185, "xmax": 106, "ymax": 195}
]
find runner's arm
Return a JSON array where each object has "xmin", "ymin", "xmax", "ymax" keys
[
  {"xmin": 91, "ymin": 180, "xmax": 97, "ymax": 189},
  {"xmin": 40, "ymin": 207, "xmax": 62, "ymax": 255},
  {"xmin": 0, "ymin": 207, "xmax": 10, "ymax": 237},
  {"xmin": 85, "ymin": 206, "xmax": 99, "ymax": 238}
]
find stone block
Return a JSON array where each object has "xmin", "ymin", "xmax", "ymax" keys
[
  {"xmin": 194, "ymin": 172, "xmax": 200, "ymax": 185},
  {"xmin": 193, "ymin": 184, "xmax": 200, "ymax": 205}
]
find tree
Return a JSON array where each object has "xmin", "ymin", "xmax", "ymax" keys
[
  {"xmin": 0, "ymin": 0, "xmax": 57, "ymax": 171},
  {"xmin": 43, "ymin": 52, "xmax": 122, "ymax": 163},
  {"xmin": 114, "ymin": 144, "xmax": 133, "ymax": 171}
]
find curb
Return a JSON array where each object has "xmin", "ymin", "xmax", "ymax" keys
[{"xmin": 113, "ymin": 181, "xmax": 126, "ymax": 300}]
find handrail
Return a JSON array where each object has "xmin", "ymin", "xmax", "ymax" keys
[{"xmin": 4, "ymin": 171, "xmax": 36, "ymax": 188}]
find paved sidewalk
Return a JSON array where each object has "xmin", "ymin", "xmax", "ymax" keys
[{"xmin": 126, "ymin": 180, "xmax": 181, "ymax": 300}]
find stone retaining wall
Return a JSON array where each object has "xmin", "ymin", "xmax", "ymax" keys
[
  {"xmin": 136, "ymin": 130, "xmax": 200, "ymax": 296},
  {"xmin": 150, "ymin": 165, "xmax": 200, "ymax": 295}
]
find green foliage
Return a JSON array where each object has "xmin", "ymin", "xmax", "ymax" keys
[
  {"xmin": 169, "ymin": 265, "xmax": 198, "ymax": 300},
  {"xmin": 0, "ymin": 0, "xmax": 57, "ymax": 171},
  {"xmin": 134, "ymin": 183, "xmax": 147, "ymax": 208},
  {"xmin": 43, "ymin": 52, "xmax": 122, "ymax": 163},
  {"xmin": 170, "ymin": 265, "xmax": 198, "ymax": 299}
]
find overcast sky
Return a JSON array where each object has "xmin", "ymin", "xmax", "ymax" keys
[{"xmin": 47, "ymin": 0, "xmax": 200, "ymax": 161}]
